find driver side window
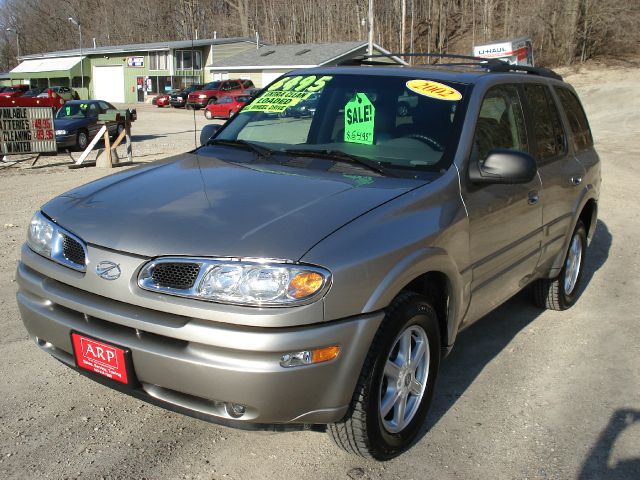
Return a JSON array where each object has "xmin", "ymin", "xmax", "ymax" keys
[{"xmin": 472, "ymin": 85, "xmax": 528, "ymax": 162}]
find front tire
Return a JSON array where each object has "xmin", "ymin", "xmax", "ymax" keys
[
  {"xmin": 75, "ymin": 130, "xmax": 89, "ymax": 151},
  {"xmin": 532, "ymin": 221, "xmax": 587, "ymax": 310},
  {"xmin": 328, "ymin": 292, "xmax": 441, "ymax": 460}
]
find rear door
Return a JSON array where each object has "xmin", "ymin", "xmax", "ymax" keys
[
  {"xmin": 462, "ymin": 83, "xmax": 543, "ymax": 324},
  {"xmin": 521, "ymin": 83, "xmax": 585, "ymax": 273}
]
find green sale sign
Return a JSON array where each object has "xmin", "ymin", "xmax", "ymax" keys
[{"xmin": 344, "ymin": 93, "xmax": 375, "ymax": 145}]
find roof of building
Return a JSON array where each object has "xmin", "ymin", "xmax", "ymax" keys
[
  {"xmin": 11, "ymin": 56, "xmax": 84, "ymax": 73},
  {"xmin": 19, "ymin": 37, "xmax": 254, "ymax": 61},
  {"xmin": 207, "ymin": 41, "xmax": 401, "ymax": 70}
]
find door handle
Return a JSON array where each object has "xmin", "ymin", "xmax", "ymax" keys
[
  {"xmin": 528, "ymin": 191, "xmax": 539, "ymax": 205},
  {"xmin": 571, "ymin": 176, "xmax": 582, "ymax": 185}
]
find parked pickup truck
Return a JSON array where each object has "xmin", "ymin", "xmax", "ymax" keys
[
  {"xmin": 187, "ymin": 79, "xmax": 254, "ymax": 109},
  {"xmin": 17, "ymin": 60, "xmax": 600, "ymax": 460}
]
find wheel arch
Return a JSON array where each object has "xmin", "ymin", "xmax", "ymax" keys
[{"xmin": 361, "ymin": 248, "xmax": 468, "ymax": 350}]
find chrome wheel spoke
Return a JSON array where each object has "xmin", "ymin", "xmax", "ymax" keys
[
  {"xmin": 384, "ymin": 359, "xmax": 401, "ymax": 380},
  {"xmin": 410, "ymin": 340, "xmax": 426, "ymax": 368},
  {"xmin": 393, "ymin": 392, "xmax": 408, "ymax": 430},
  {"xmin": 399, "ymin": 330, "xmax": 412, "ymax": 363},
  {"xmin": 380, "ymin": 387, "xmax": 401, "ymax": 417},
  {"xmin": 409, "ymin": 378, "xmax": 423, "ymax": 396}
]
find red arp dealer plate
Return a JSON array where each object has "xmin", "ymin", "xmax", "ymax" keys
[{"xmin": 71, "ymin": 332, "xmax": 130, "ymax": 384}]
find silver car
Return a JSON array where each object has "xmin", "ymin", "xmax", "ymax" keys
[{"xmin": 16, "ymin": 63, "xmax": 600, "ymax": 459}]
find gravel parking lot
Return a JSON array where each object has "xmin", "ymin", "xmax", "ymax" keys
[{"xmin": 0, "ymin": 66, "xmax": 638, "ymax": 479}]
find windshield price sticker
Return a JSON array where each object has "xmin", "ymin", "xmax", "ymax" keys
[
  {"xmin": 243, "ymin": 90, "xmax": 313, "ymax": 113},
  {"xmin": 0, "ymin": 106, "xmax": 56, "ymax": 154},
  {"xmin": 267, "ymin": 75, "xmax": 333, "ymax": 93},
  {"xmin": 243, "ymin": 75, "xmax": 333, "ymax": 113},
  {"xmin": 406, "ymin": 79, "xmax": 462, "ymax": 101},
  {"xmin": 344, "ymin": 93, "xmax": 375, "ymax": 145}
]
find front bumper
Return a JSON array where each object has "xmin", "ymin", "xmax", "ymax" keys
[
  {"xmin": 55, "ymin": 134, "xmax": 76, "ymax": 148},
  {"xmin": 187, "ymin": 98, "xmax": 207, "ymax": 108},
  {"xmin": 15, "ymin": 247, "xmax": 383, "ymax": 427}
]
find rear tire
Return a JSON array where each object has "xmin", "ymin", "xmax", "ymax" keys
[
  {"xmin": 327, "ymin": 292, "xmax": 441, "ymax": 460},
  {"xmin": 532, "ymin": 221, "xmax": 587, "ymax": 310}
]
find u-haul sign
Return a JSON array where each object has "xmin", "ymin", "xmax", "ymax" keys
[
  {"xmin": 0, "ymin": 106, "xmax": 56, "ymax": 154},
  {"xmin": 473, "ymin": 37, "xmax": 534, "ymax": 66}
]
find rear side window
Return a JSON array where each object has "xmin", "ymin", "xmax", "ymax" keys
[
  {"xmin": 472, "ymin": 84, "xmax": 528, "ymax": 162},
  {"xmin": 524, "ymin": 84, "xmax": 567, "ymax": 160},
  {"xmin": 242, "ymin": 79, "xmax": 254, "ymax": 88},
  {"xmin": 555, "ymin": 87, "xmax": 593, "ymax": 152}
]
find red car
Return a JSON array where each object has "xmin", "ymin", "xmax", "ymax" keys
[
  {"xmin": 0, "ymin": 84, "xmax": 29, "ymax": 98},
  {"xmin": 204, "ymin": 94, "xmax": 252, "ymax": 119},
  {"xmin": 155, "ymin": 93, "xmax": 171, "ymax": 107},
  {"xmin": 187, "ymin": 79, "xmax": 253, "ymax": 109}
]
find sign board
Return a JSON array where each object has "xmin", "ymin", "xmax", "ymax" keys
[
  {"xmin": 473, "ymin": 37, "xmax": 534, "ymax": 66},
  {"xmin": 127, "ymin": 56, "xmax": 144, "ymax": 68},
  {"xmin": 0, "ymin": 106, "xmax": 56, "ymax": 155}
]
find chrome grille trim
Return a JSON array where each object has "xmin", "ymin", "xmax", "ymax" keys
[{"xmin": 49, "ymin": 225, "xmax": 88, "ymax": 272}]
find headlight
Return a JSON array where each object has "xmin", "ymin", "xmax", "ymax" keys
[
  {"xmin": 138, "ymin": 258, "xmax": 331, "ymax": 307},
  {"xmin": 26, "ymin": 211, "xmax": 87, "ymax": 271},
  {"xmin": 55, "ymin": 129, "xmax": 67, "ymax": 135},
  {"xmin": 198, "ymin": 94, "xmax": 207, "ymax": 99},
  {"xmin": 27, "ymin": 211, "xmax": 54, "ymax": 258}
]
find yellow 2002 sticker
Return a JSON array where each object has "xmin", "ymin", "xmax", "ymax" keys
[{"xmin": 406, "ymin": 80, "xmax": 462, "ymax": 101}]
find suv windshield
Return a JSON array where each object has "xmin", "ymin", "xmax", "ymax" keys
[
  {"xmin": 212, "ymin": 73, "xmax": 467, "ymax": 178},
  {"xmin": 203, "ymin": 82, "xmax": 221, "ymax": 90}
]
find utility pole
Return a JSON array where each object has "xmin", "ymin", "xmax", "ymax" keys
[
  {"xmin": 368, "ymin": 0, "xmax": 374, "ymax": 56},
  {"xmin": 68, "ymin": 17, "xmax": 84, "ymax": 96},
  {"xmin": 410, "ymin": 0, "xmax": 415, "ymax": 61},
  {"xmin": 5, "ymin": 28, "xmax": 20, "ymax": 60},
  {"xmin": 401, "ymin": 0, "xmax": 406, "ymax": 56}
]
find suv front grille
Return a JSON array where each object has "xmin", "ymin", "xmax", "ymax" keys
[
  {"xmin": 62, "ymin": 234, "xmax": 86, "ymax": 266},
  {"xmin": 151, "ymin": 263, "xmax": 201, "ymax": 289}
]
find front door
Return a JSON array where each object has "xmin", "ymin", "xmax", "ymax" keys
[
  {"xmin": 136, "ymin": 77, "xmax": 145, "ymax": 102},
  {"xmin": 462, "ymin": 84, "xmax": 543, "ymax": 324}
]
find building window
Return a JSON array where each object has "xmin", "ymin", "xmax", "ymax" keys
[
  {"xmin": 149, "ymin": 51, "xmax": 169, "ymax": 70},
  {"xmin": 175, "ymin": 50, "xmax": 202, "ymax": 71}
]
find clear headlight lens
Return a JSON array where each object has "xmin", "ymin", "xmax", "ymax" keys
[
  {"xmin": 26, "ymin": 211, "xmax": 87, "ymax": 272},
  {"xmin": 55, "ymin": 129, "xmax": 67, "ymax": 135},
  {"xmin": 198, "ymin": 94, "xmax": 207, "ymax": 99},
  {"xmin": 27, "ymin": 211, "xmax": 54, "ymax": 258},
  {"xmin": 139, "ymin": 258, "xmax": 331, "ymax": 307}
]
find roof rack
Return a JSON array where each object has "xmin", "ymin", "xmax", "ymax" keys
[{"xmin": 350, "ymin": 52, "xmax": 563, "ymax": 81}]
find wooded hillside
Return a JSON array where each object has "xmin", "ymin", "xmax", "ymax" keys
[{"xmin": 1, "ymin": 0, "xmax": 638, "ymax": 70}]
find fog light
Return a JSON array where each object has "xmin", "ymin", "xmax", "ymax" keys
[
  {"xmin": 280, "ymin": 345, "xmax": 340, "ymax": 368},
  {"xmin": 226, "ymin": 402, "xmax": 246, "ymax": 418}
]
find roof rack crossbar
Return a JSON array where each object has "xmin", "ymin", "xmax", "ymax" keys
[{"xmin": 362, "ymin": 52, "xmax": 563, "ymax": 81}]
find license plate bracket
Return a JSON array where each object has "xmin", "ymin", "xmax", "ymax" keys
[{"xmin": 71, "ymin": 332, "xmax": 137, "ymax": 386}]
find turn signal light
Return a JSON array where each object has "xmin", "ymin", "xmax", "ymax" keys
[{"xmin": 280, "ymin": 345, "xmax": 341, "ymax": 368}]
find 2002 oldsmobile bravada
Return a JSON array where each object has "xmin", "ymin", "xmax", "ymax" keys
[{"xmin": 17, "ymin": 59, "xmax": 600, "ymax": 459}]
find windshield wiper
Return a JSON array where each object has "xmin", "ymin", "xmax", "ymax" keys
[
  {"xmin": 206, "ymin": 139, "xmax": 273, "ymax": 158},
  {"xmin": 283, "ymin": 148, "xmax": 394, "ymax": 177}
]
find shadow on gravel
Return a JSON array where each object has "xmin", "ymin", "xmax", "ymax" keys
[
  {"xmin": 418, "ymin": 220, "xmax": 612, "ymax": 442},
  {"xmin": 578, "ymin": 408, "xmax": 640, "ymax": 480}
]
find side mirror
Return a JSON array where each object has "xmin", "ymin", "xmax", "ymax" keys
[
  {"xmin": 469, "ymin": 149, "xmax": 537, "ymax": 185},
  {"xmin": 200, "ymin": 124, "xmax": 221, "ymax": 145}
]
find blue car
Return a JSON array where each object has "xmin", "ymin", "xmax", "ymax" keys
[{"xmin": 54, "ymin": 100, "xmax": 125, "ymax": 151}]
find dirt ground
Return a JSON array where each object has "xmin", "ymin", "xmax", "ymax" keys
[{"xmin": 0, "ymin": 65, "xmax": 638, "ymax": 480}]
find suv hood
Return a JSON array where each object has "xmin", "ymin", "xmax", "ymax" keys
[{"xmin": 42, "ymin": 152, "xmax": 424, "ymax": 259}]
